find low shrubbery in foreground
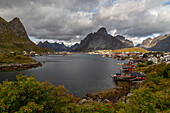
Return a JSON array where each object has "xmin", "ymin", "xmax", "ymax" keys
[{"xmin": 0, "ymin": 64, "xmax": 170, "ymax": 112}]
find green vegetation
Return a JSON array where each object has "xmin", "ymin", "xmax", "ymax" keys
[
  {"xmin": 0, "ymin": 64, "xmax": 169, "ymax": 112},
  {"xmin": 113, "ymin": 47, "xmax": 149, "ymax": 53},
  {"xmin": 0, "ymin": 53, "xmax": 36, "ymax": 65},
  {"xmin": 0, "ymin": 32, "xmax": 50, "ymax": 53},
  {"xmin": 116, "ymin": 63, "xmax": 170, "ymax": 113},
  {"xmin": 0, "ymin": 74, "xmax": 115, "ymax": 112}
]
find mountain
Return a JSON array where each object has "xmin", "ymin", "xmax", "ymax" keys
[
  {"xmin": 140, "ymin": 34, "xmax": 170, "ymax": 52},
  {"xmin": 37, "ymin": 41, "xmax": 79, "ymax": 51},
  {"xmin": 135, "ymin": 44, "xmax": 141, "ymax": 47},
  {"xmin": 68, "ymin": 43, "xmax": 79, "ymax": 51},
  {"xmin": 140, "ymin": 37, "xmax": 153, "ymax": 48},
  {"xmin": 149, "ymin": 34, "xmax": 170, "ymax": 52},
  {"xmin": 0, "ymin": 17, "xmax": 49, "ymax": 52},
  {"xmin": 115, "ymin": 35, "xmax": 134, "ymax": 47},
  {"xmin": 74, "ymin": 27, "xmax": 129, "ymax": 51}
]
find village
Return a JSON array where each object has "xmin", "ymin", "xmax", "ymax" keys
[{"xmin": 89, "ymin": 50, "xmax": 170, "ymax": 81}]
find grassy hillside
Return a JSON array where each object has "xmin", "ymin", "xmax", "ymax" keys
[
  {"xmin": 0, "ymin": 32, "xmax": 50, "ymax": 53},
  {"xmin": 0, "ymin": 52, "xmax": 36, "ymax": 65},
  {"xmin": 0, "ymin": 17, "xmax": 51, "ymax": 53},
  {"xmin": 113, "ymin": 47, "xmax": 149, "ymax": 53}
]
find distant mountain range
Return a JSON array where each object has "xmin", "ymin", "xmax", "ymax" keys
[
  {"xmin": 37, "ymin": 41, "xmax": 79, "ymax": 52},
  {"xmin": 38, "ymin": 27, "xmax": 134, "ymax": 52},
  {"xmin": 74, "ymin": 27, "xmax": 134, "ymax": 51},
  {"xmin": 0, "ymin": 17, "xmax": 49, "ymax": 52},
  {"xmin": 140, "ymin": 34, "xmax": 170, "ymax": 52}
]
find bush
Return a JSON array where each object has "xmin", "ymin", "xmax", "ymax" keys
[
  {"xmin": 0, "ymin": 74, "xmax": 73, "ymax": 112},
  {"xmin": 147, "ymin": 61, "xmax": 153, "ymax": 65},
  {"xmin": 0, "ymin": 74, "xmax": 116, "ymax": 113}
]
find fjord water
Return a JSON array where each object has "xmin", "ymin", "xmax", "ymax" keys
[{"xmin": 0, "ymin": 54, "xmax": 126, "ymax": 97}]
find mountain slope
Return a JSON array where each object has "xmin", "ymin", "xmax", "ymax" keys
[
  {"xmin": 74, "ymin": 27, "xmax": 128, "ymax": 51},
  {"xmin": 140, "ymin": 34, "xmax": 170, "ymax": 52},
  {"xmin": 0, "ymin": 17, "xmax": 49, "ymax": 52},
  {"xmin": 115, "ymin": 35, "xmax": 134, "ymax": 47},
  {"xmin": 149, "ymin": 35, "xmax": 170, "ymax": 52}
]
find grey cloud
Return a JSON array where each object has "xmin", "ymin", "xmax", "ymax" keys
[{"xmin": 0, "ymin": 0, "xmax": 170, "ymax": 44}]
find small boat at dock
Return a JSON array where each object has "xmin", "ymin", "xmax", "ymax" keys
[
  {"xmin": 110, "ymin": 72, "xmax": 146, "ymax": 81},
  {"xmin": 117, "ymin": 63, "xmax": 123, "ymax": 66}
]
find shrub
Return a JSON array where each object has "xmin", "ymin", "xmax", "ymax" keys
[
  {"xmin": 147, "ymin": 61, "xmax": 153, "ymax": 65},
  {"xmin": 0, "ymin": 74, "xmax": 73, "ymax": 112}
]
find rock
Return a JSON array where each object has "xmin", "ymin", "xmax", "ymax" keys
[
  {"xmin": 87, "ymin": 99, "xmax": 93, "ymax": 103},
  {"xmin": 140, "ymin": 37, "xmax": 153, "ymax": 48},
  {"xmin": 97, "ymin": 99, "xmax": 102, "ymax": 103},
  {"xmin": 104, "ymin": 99, "xmax": 110, "ymax": 103},
  {"xmin": 78, "ymin": 99, "xmax": 87, "ymax": 105},
  {"xmin": 115, "ymin": 35, "xmax": 134, "ymax": 47},
  {"xmin": 9, "ymin": 17, "xmax": 28, "ymax": 38}
]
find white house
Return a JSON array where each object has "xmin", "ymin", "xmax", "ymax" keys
[{"xmin": 148, "ymin": 57, "xmax": 158, "ymax": 64}]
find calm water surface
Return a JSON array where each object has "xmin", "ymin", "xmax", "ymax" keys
[{"xmin": 0, "ymin": 54, "xmax": 126, "ymax": 97}]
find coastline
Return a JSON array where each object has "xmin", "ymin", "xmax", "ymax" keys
[
  {"xmin": 0, "ymin": 62, "xmax": 42, "ymax": 72},
  {"xmin": 77, "ymin": 81, "xmax": 141, "ymax": 105}
]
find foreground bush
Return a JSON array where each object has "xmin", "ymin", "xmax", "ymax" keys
[
  {"xmin": 0, "ymin": 74, "xmax": 116, "ymax": 113},
  {"xmin": 0, "ymin": 74, "xmax": 74, "ymax": 112}
]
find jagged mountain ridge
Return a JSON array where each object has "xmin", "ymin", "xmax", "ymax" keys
[
  {"xmin": 74, "ymin": 27, "xmax": 134, "ymax": 51},
  {"xmin": 37, "ymin": 41, "xmax": 79, "ymax": 52},
  {"xmin": 140, "ymin": 34, "xmax": 170, "ymax": 52},
  {"xmin": 115, "ymin": 35, "xmax": 134, "ymax": 47},
  {"xmin": 0, "ymin": 17, "xmax": 49, "ymax": 52}
]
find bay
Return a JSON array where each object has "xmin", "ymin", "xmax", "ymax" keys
[{"xmin": 0, "ymin": 54, "xmax": 126, "ymax": 97}]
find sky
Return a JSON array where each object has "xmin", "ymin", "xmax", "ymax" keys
[{"xmin": 0, "ymin": 0, "xmax": 170, "ymax": 46}]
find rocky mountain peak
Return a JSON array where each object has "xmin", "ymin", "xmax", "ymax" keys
[
  {"xmin": 96, "ymin": 27, "xmax": 108, "ymax": 35},
  {"xmin": 0, "ymin": 17, "xmax": 50, "ymax": 52},
  {"xmin": 115, "ymin": 35, "xmax": 125, "ymax": 41},
  {"xmin": 140, "ymin": 37, "xmax": 153, "ymax": 48},
  {"xmin": 9, "ymin": 17, "xmax": 28, "ymax": 38},
  {"xmin": 74, "ymin": 27, "xmax": 127, "ymax": 51},
  {"xmin": 0, "ymin": 17, "xmax": 11, "ymax": 34},
  {"xmin": 115, "ymin": 35, "xmax": 134, "ymax": 47}
]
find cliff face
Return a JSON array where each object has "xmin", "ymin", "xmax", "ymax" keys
[
  {"xmin": 115, "ymin": 35, "xmax": 134, "ymax": 47},
  {"xmin": 149, "ymin": 35, "xmax": 170, "ymax": 52},
  {"xmin": 140, "ymin": 34, "xmax": 170, "ymax": 52},
  {"xmin": 0, "ymin": 17, "xmax": 49, "ymax": 52},
  {"xmin": 74, "ymin": 27, "xmax": 127, "ymax": 51},
  {"xmin": 140, "ymin": 37, "xmax": 153, "ymax": 48},
  {"xmin": 9, "ymin": 17, "xmax": 28, "ymax": 38}
]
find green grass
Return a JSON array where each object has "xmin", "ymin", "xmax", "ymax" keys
[
  {"xmin": 113, "ymin": 47, "xmax": 149, "ymax": 53},
  {"xmin": 0, "ymin": 53, "xmax": 36, "ymax": 65}
]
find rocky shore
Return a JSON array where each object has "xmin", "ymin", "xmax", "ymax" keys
[
  {"xmin": 77, "ymin": 81, "xmax": 141, "ymax": 105},
  {"xmin": 0, "ymin": 62, "xmax": 42, "ymax": 72}
]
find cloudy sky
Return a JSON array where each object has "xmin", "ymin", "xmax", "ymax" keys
[{"xmin": 0, "ymin": 0, "xmax": 170, "ymax": 46}]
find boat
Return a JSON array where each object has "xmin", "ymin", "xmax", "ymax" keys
[
  {"xmin": 110, "ymin": 72, "xmax": 146, "ymax": 81},
  {"xmin": 117, "ymin": 63, "xmax": 123, "ymax": 66},
  {"xmin": 110, "ymin": 73, "xmax": 131, "ymax": 81}
]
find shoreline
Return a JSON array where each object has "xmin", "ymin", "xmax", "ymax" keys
[
  {"xmin": 0, "ymin": 62, "xmax": 42, "ymax": 72},
  {"xmin": 77, "ymin": 81, "xmax": 141, "ymax": 105}
]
